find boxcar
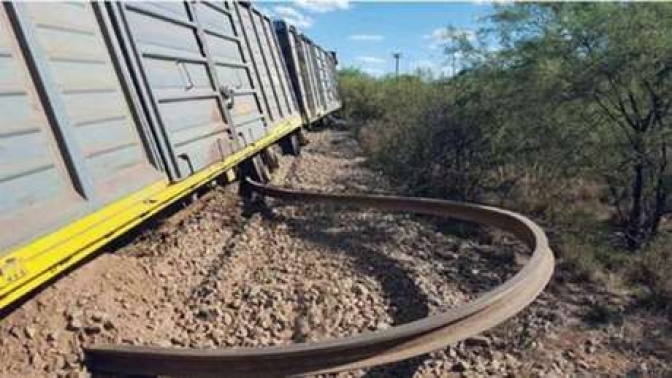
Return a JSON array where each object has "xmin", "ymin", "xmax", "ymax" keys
[
  {"xmin": 0, "ymin": 1, "xmax": 339, "ymax": 310},
  {"xmin": 275, "ymin": 20, "xmax": 341, "ymax": 125}
]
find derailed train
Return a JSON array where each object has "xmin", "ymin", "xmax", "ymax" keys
[{"xmin": 0, "ymin": 2, "xmax": 341, "ymax": 310}]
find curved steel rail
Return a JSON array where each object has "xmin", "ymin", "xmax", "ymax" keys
[{"xmin": 85, "ymin": 179, "xmax": 554, "ymax": 377}]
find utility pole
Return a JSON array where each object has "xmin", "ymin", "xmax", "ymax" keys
[{"xmin": 392, "ymin": 52, "xmax": 401, "ymax": 78}]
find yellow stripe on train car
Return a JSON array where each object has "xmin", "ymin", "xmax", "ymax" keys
[{"xmin": 0, "ymin": 117, "xmax": 302, "ymax": 310}]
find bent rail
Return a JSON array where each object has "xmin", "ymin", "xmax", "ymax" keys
[{"xmin": 84, "ymin": 179, "xmax": 554, "ymax": 377}]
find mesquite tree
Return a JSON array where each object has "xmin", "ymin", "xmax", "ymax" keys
[{"xmin": 490, "ymin": 3, "xmax": 672, "ymax": 249}]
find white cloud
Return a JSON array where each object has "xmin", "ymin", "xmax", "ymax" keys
[
  {"xmin": 292, "ymin": 0, "xmax": 350, "ymax": 13},
  {"xmin": 348, "ymin": 34, "xmax": 384, "ymax": 42},
  {"xmin": 273, "ymin": 6, "xmax": 314, "ymax": 28},
  {"xmin": 408, "ymin": 58, "xmax": 452, "ymax": 77},
  {"xmin": 356, "ymin": 56, "xmax": 385, "ymax": 64},
  {"xmin": 423, "ymin": 27, "xmax": 476, "ymax": 50}
]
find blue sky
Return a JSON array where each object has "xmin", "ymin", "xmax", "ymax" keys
[{"xmin": 260, "ymin": 1, "xmax": 496, "ymax": 76}]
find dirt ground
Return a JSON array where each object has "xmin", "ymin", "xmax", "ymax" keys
[{"xmin": 0, "ymin": 128, "xmax": 669, "ymax": 377}]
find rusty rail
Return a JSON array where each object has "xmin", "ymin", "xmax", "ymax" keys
[{"xmin": 84, "ymin": 179, "xmax": 554, "ymax": 377}]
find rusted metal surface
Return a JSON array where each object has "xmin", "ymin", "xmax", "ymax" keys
[{"xmin": 84, "ymin": 179, "xmax": 555, "ymax": 378}]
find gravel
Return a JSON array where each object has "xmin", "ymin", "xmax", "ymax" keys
[{"xmin": 0, "ymin": 127, "xmax": 669, "ymax": 378}]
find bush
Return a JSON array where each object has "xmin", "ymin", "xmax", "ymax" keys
[
  {"xmin": 630, "ymin": 235, "xmax": 672, "ymax": 315},
  {"xmin": 337, "ymin": 2, "xmax": 672, "ymax": 313}
]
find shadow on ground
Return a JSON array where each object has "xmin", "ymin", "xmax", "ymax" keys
[{"xmin": 258, "ymin": 203, "xmax": 431, "ymax": 377}]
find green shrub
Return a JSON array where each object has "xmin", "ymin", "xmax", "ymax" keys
[
  {"xmin": 630, "ymin": 235, "xmax": 672, "ymax": 315},
  {"xmin": 337, "ymin": 1, "xmax": 672, "ymax": 311}
]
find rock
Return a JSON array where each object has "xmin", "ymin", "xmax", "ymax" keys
[
  {"xmin": 583, "ymin": 339, "xmax": 597, "ymax": 354},
  {"xmin": 170, "ymin": 337, "xmax": 186, "ymax": 346},
  {"xmin": 24, "ymin": 326, "xmax": 37, "ymax": 339},
  {"xmin": 490, "ymin": 359, "xmax": 501, "ymax": 371},
  {"xmin": 465, "ymin": 336, "xmax": 490, "ymax": 348},
  {"xmin": 67, "ymin": 318, "xmax": 83, "ymax": 332},
  {"xmin": 293, "ymin": 317, "xmax": 311, "ymax": 341},
  {"xmin": 157, "ymin": 340, "xmax": 173, "ymax": 348},
  {"xmin": 222, "ymin": 312, "xmax": 234, "ymax": 326},
  {"xmin": 9, "ymin": 326, "xmax": 21, "ymax": 338},
  {"xmin": 638, "ymin": 362, "xmax": 649, "ymax": 374},
  {"xmin": 103, "ymin": 319, "xmax": 115, "ymax": 331},
  {"xmin": 46, "ymin": 331, "xmax": 59, "ymax": 342},
  {"xmin": 28, "ymin": 351, "xmax": 42, "ymax": 366},
  {"xmin": 376, "ymin": 322, "xmax": 390, "ymax": 330},
  {"xmin": 452, "ymin": 360, "xmax": 470, "ymax": 372},
  {"xmin": 84, "ymin": 324, "xmax": 103, "ymax": 335},
  {"xmin": 447, "ymin": 347, "xmax": 458, "ymax": 358},
  {"xmin": 52, "ymin": 355, "xmax": 66, "ymax": 371},
  {"xmin": 248, "ymin": 286, "xmax": 260, "ymax": 297},
  {"xmin": 258, "ymin": 312, "xmax": 273, "ymax": 330},
  {"xmin": 474, "ymin": 359, "xmax": 486, "ymax": 373},
  {"xmin": 352, "ymin": 283, "xmax": 369, "ymax": 297},
  {"xmin": 196, "ymin": 308, "xmax": 216, "ymax": 321},
  {"xmin": 90, "ymin": 311, "xmax": 106, "ymax": 323},
  {"xmin": 65, "ymin": 371, "xmax": 88, "ymax": 378}
]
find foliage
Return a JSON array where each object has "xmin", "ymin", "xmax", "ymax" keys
[
  {"xmin": 339, "ymin": 2, "xmax": 671, "ymax": 248},
  {"xmin": 489, "ymin": 3, "xmax": 672, "ymax": 249},
  {"xmin": 338, "ymin": 2, "xmax": 672, "ymax": 310}
]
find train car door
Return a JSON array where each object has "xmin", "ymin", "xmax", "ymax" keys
[
  {"xmin": 109, "ymin": 2, "xmax": 243, "ymax": 180},
  {"xmin": 193, "ymin": 1, "xmax": 267, "ymax": 147}
]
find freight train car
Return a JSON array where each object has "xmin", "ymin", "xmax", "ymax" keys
[
  {"xmin": 275, "ymin": 20, "xmax": 341, "ymax": 125},
  {"xmin": 0, "ymin": 1, "xmax": 340, "ymax": 311}
]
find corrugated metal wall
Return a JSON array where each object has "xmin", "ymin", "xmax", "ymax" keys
[
  {"xmin": 113, "ymin": 2, "xmax": 238, "ymax": 179},
  {"xmin": 0, "ymin": 1, "xmax": 334, "ymax": 255},
  {"xmin": 193, "ymin": 2, "xmax": 267, "ymax": 146},
  {"xmin": 0, "ymin": 3, "xmax": 163, "ymax": 252},
  {"xmin": 274, "ymin": 20, "xmax": 341, "ymax": 124},
  {"xmin": 274, "ymin": 21, "xmax": 308, "ymax": 122},
  {"xmin": 233, "ymin": 2, "xmax": 298, "ymax": 128}
]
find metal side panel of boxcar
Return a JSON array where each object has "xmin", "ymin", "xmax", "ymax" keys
[
  {"xmin": 234, "ymin": 2, "xmax": 283, "ymax": 125},
  {"xmin": 317, "ymin": 48, "xmax": 333, "ymax": 114},
  {"xmin": 295, "ymin": 33, "xmax": 318, "ymax": 122},
  {"xmin": 0, "ymin": 1, "xmax": 303, "ymax": 310},
  {"xmin": 110, "ymin": 2, "xmax": 239, "ymax": 179},
  {"xmin": 327, "ymin": 51, "xmax": 342, "ymax": 110},
  {"xmin": 0, "ymin": 2, "xmax": 165, "ymax": 254},
  {"xmin": 298, "ymin": 35, "xmax": 321, "ymax": 122},
  {"xmin": 234, "ymin": 2, "xmax": 289, "ymax": 128},
  {"xmin": 274, "ymin": 23, "xmax": 341, "ymax": 124},
  {"xmin": 262, "ymin": 15, "xmax": 297, "ymax": 118},
  {"xmin": 323, "ymin": 50, "xmax": 341, "ymax": 113},
  {"xmin": 307, "ymin": 40, "xmax": 327, "ymax": 117},
  {"xmin": 192, "ymin": 1, "xmax": 268, "ymax": 147},
  {"xmin": 274, "ymin": 21, "xmax": 309, "ymax": 124}
]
